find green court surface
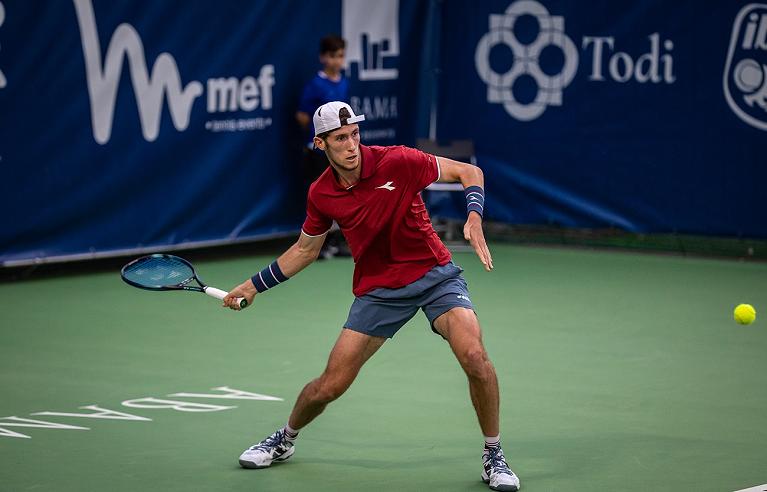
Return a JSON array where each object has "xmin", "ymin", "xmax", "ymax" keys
[{"xmin": 1, "ymin": 244, "xmax": 765, "ymax": 492}]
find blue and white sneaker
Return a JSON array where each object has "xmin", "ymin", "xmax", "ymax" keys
[
  {"xmin": 238, "ymin": 428, "xmax": 295, "ymax": 469},
  {"xmin": 481, "ymin": 446, "xmax": 520, "ymax": 491}
]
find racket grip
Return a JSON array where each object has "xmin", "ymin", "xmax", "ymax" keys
[{"xmin": 204, "ymin": 287, "xmax": 248, "ymax": 309}]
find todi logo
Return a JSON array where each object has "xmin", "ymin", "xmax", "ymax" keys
[{"xmin": 475, "ymin": 0, "xmax": 676, "ymax": 123}]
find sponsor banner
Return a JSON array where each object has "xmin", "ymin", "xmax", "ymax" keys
[
  {"xmin": 1, "ymin": 0, "xmax": 765, "ymax": 266},
  {"xmin": 438, "ymin": 0, "xmax": 766, "ymax": 237},
  {"xmin": 0, "ymin": 0, "xmax": 425, "ymax": 264},
  {"xmin": 343, "ymin": 0, "xmax": 431, "ymax": 146}
]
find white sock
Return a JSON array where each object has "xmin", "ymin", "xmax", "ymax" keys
[
  {"xmin": 284, "ymin": 424, "xmax": 299, "ymax": 442},
  {"xmin": 484, "ymin": 434, "xmax": 500, "ymax": 449}
]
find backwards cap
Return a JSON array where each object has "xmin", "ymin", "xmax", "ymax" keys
[{"xmin": 313, "ymin": 101, "xmax": 365, "ymax": 136}]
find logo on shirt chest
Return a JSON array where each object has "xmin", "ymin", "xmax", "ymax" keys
[{"xmin": 375, "ymin": 181, "xmax": 396, "ymax": 191}]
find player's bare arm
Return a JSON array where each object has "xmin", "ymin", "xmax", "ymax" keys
[
  {"xmin": 223, "ymin": 231, "xmax": 327, "ymax": 310},
  {"xmin": 437, "ymin": 157, "xmax": 494, "ymax": 271}
]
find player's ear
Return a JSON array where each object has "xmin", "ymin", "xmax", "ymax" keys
[{"xmin": 314, "ymin": 136, "xmax": 326, "ymax": 150}]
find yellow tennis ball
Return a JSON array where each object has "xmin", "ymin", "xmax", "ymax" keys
[{"xmin": 733, "ymin": 304, "xmax": 756, "ymax": 325}]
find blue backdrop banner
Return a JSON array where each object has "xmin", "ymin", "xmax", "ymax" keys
[
  {"xmin": 436, "ymin": 0, "xmax": 766, "ymax": 238},
  {"xmin": 1, "ymin": 0, "xmax": 765, "ymax": 266},
  {"xmin": 0, "ymin": 0, "xmax": 426, "ymax": 265}
]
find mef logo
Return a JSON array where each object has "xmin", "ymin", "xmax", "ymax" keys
[
  {"xmin": 724, "ymin": 3, "xmax": 767, "ymax": 131},
  {"xmin": 73, "ymin": 0, "xmax": 275, "ymax": 144}
]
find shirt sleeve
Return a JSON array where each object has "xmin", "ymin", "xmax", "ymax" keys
[
  {"xmin": 301, "ymin": 190, "xmax": 333, "ymax": 237},
  {"xmin": 397, "ymin": 146, "xmax": 440, "ymax": 191}
]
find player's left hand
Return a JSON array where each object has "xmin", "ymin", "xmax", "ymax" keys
[
  {"xmin": 464, "ymin": 213, "xmax": 493, "ymax": 271},
  {"xmin": 223, "ymin": 279, "xmax": 258, "ymax": 311}
]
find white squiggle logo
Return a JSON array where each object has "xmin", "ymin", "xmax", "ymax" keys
[
  {"xmin": 475, "ymin": 0, "xmax": 578, "ymax": 121},
  {"xmin": 724, "ymin": 3, "xmax": 767, "ymax": 131},
  {"xmin": 0, "ymin": 1, "xmax": 6, "ymax": 89},
  {"xmin": 72, "ymin": 0, "xmax": 275, "ymax": 144},
  {"xmin": 73, "ymin": 0, "xmax": 202, "ymax": 143}
]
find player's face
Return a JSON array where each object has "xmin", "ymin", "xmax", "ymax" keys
[{"xmin": 318, "ymin": 124, "xmax": 361, "ymax": 171}]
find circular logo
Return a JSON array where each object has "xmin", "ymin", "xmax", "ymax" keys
[
  {"xmin": 733, "ymin": 58, "xmax": 763, "ymax": 94},
  {"xmin": 475, "ymin": 0, "xmax": 578, "ymax": 121}
]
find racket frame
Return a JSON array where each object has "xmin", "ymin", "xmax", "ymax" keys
[{"xmin": 120, "ymin": 254, "xmax": 247, "ymax": 308}]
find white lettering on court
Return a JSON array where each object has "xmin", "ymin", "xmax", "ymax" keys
[
  {"xmin": 0, "ymin": 385, "xmax": 280, "ymax": 439},
  {"xmin": 167, "ymin": 386, "xmax": 283, "ymax": 401},
  {"xmin": 121, "ymin": 397, "xmax": 236, "ymax": 412},
  {"xmin": 32, "ymin": 405, "xmax": 152, "ymax": 421},
  {"xmin": 0, "ymin": 417, "xmax": 90, "ymax": 439}
]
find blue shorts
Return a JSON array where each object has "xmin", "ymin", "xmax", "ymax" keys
[{"xmin": 344, "ymin": 262, "xmax": 475, "ymax": 339}]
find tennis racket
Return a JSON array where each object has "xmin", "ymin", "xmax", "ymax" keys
[{"xmin": 120, "ymin": 254, "xmax": 247, "ymax": 309}]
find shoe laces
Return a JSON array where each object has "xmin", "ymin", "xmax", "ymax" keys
[
  {"xmin": 484, "ymin": 446, "xmax": 512, "ymax": 475},
  {"xmin": 251, "ymin": 430, "xmax": 286, "ymax": 452}
]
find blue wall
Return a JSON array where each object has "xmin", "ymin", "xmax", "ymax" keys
[
  {"xmin": 0, "ymin": 0, "xmax": 764, "ymax": 265},
  {"xmin": 437, "ymin": 0, "xmax": 766, "ymax": 238}
]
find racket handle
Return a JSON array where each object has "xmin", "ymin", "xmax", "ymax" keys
[{"xmin": 204, "ymin": 286, "xmax": 248, "ymax": 309}]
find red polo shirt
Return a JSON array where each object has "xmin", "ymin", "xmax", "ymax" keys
[{"xmin": 302, "ymin": 145, "xmax": 452, "ymax": 296}]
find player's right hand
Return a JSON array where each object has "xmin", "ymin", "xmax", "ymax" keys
[
  {"xmin": 464, "ymin": 213, "xmax": 494, "ymax": 272},
  {"xmin": 223, "ymin": 280, "xmax": 258, "ymax": 311}
]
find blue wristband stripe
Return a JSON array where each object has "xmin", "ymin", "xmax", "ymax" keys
[
  {"xmin": 465, "ymin": 186, "xmax": 485, "ymax": 218},
  {"xmin": 251, "ymin": 260, "xmax": 289, "ymax": 293},
  {"xmin": 269, "ymin": 261, "xmax": 288, "ymax": 282},
  {"xmin": 467, "ymin": 202, "xmax": 484, "ymax": 214}
]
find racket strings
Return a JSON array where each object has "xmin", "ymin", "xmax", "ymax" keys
[{"xmin": 123, "ymin": 255, "xmax": 194, "ymax": 288}]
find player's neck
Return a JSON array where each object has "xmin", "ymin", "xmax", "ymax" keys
[{"xmin": 331, "ymin": 162, "xmax": 361, "ymax": 188}]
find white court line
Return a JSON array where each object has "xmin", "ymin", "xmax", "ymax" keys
[{"xmin": 733, "ymin": 484, "xmax": 767, "ymax": 492}]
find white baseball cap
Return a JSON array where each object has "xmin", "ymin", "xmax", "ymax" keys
[{"xmin": 313, "ymin": 101, "xmax": 365, "ymax": 136}]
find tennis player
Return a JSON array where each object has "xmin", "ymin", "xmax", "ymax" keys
[{"xmin": 223, "ymin": 101, "xmax": 519, "ymax": 491}]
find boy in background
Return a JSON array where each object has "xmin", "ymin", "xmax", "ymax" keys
[{"xmin": 296, "ymin": 35, "xmax": 350, "ymax": 258}]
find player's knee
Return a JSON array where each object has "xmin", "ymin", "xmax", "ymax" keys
[
  {"xmin": 314, "ymin": 384, "xmax": 345, "ymax": 403},
  {"xmin": 438, "ymin": 307, "xmax": 481, "ymax": 340},
  {"xmin": 459, "ymin": 347, "xmax": 492, "ymax": 380},
  {"xmin": 314, "ymin": 375, "xmax": 352, "ymax": 403}
]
